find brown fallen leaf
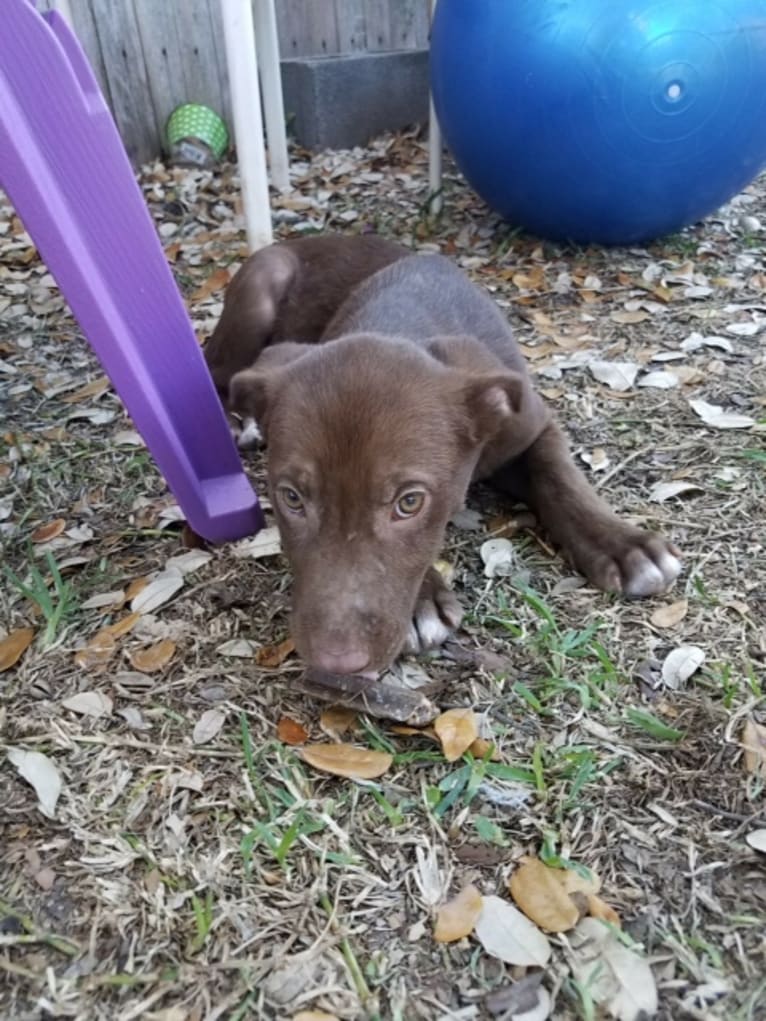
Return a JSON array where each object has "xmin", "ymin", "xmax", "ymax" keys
[
  {"xmin": 587, "ymin": 894, "xmax": 621, "ymax": 926},
  {"xmin": 319, "ymin": 705, "xmax": 358, "ymax": 739},
  {"xmin": 73, "ymin": 630, "xmax": 116, "ymax": 670},
  {"xmin": 508, "ymin": 857, "xmax": 581, "ymax": 933},
  {"xmin": 277, "ymin": 717, "xmax": 309, "ymax": 746},
  {"xmin": 292, "ymin": 1011, "xmax": 340, "ymax": 1021},
  {"xmin": 103, "ymin": 612, "xmax": 140, "ymax": 638},
  {"xmin": 391, "ymin": 724, "xmax": 439, "ymax": 741},
  {"xmin": 650, "ymin": 599, "xmax": 688, "ymax": 629},
  {"xmin": 125, "ymin": 577, "xmax": 149, "ymax": 601},
  {"xmin": 60, "ymin": 377, "xmax": 110, "ymax": 404},
  {"xmin": 434, "ymin": 708, "xmax": 478, "ymax": 762},
  {"xmin": 31, "ymin": 518, "xmax": 66, "ymax": 543},
  {"xmin": 434, "ymin": 883, "xmax": 483, "ymax": 943},
  {"xmin": 743, "ymin": 718, "xmax": 766, "ymax": 778},
  {"xmin": 469, "ymin": 737, "xmax": 500, "ymax": 761},
  {"xmin": 0, "ymin": 627, "xmax": 35, "ymax": 672},
  {"xmin": 191, "ymin": 266, "xmax": 230, "ymax": 302},
  {"xmin": 300, "ymin": 743, "xmax": 392, "ymax": 780},
  {"xmin": 256, "ymin": 636, "xmax": 295, "ymax": 668},
  {"xmin": 130, "ymin": 638, "xmax": 176, "ymax": 673}
]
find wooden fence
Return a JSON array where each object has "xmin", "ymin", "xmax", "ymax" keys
[{"xmin": 37, "ymin": 0, "xmax": 429, "ymax": 163}]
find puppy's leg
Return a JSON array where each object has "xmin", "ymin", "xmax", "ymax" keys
[
  {"xmin": 491, "ymin": 421, "xmax": 682, "ymax": 597},
  {"xmin": 402, "ymin": 566, "xmax": 464, "ymax": 654},
  {"xmin": 204, "ymin": 244, "xmax": 298, "ymax": 406}
]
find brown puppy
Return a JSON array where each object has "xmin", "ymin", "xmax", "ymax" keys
[{"xmin": 211, "ymin": 236, "xmax": 681, "ymax": 676}]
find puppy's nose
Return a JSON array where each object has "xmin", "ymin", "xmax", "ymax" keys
[{"xmin": 313, "ymin": 647, "xmax": 370, "ymax": 675}]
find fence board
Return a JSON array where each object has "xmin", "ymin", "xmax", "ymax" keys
[{"xmin": 277, "ymin": 0, "xmax": 341, "ymax": 58}]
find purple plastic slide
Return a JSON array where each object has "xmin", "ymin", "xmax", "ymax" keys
[{"xmin": 0, "ymin": 0, "xmax": 263, "ymax": 542}]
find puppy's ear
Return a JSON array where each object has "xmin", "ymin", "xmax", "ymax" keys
[
  {"xmin": 229, "ymin": 342, "xmax": 313, "ymax": 438},
  {"xmin": 463, "ymin": 372, "xmax": 525, "ymax": 444}
]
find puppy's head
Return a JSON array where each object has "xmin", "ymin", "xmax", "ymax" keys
[{"xmin": 230, "ymin": 334, "xmax": 525, "ymax": 675}]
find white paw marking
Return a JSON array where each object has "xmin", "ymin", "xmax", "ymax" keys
[
  {"xmin": 236, "ymin": 416, "xmax": 263, "ymax": 449},
  {"xmin": 624, "ymin": 552, "xmax": 681, "ymax": 597},
  {"xmin": 415, "ymin": 606, "xmax": 451, "ymax": 648}
]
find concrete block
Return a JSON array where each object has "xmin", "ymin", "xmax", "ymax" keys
[{"xmin": 280, "ymin": 50, "xmax": 429, "ymax": 150}]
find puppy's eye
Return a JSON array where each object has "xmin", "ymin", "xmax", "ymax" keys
[
  {"xmin": 393, "ymin": 490, "xmax": 426, "ymax": 519},
  {"xmin": 280, "ymin": 486, "xmax": 304, "ymax": 513}
]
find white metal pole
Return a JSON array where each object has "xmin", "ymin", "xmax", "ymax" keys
[
  {"xmin": 220, "ymin": 0, "xmax": 272, "ymax": 251},
  {"xmin": 428, "ymin": 0, "xmax": 443, "ymax": 214},
  {"xmin": 252, "ymin": 0, "xmax": 290, "ymax": 191}
]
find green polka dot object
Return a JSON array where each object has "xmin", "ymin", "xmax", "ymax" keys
[{"xmin": 166, "ymin": 104, "xmax": 229, "ymax": 160}]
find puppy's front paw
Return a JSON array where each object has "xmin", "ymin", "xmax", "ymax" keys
[
  {"xmin": 403, "ymin": 567, "xmax": 464, "ymax": 654},
  {"xmin": 575, "ymin": 525, "xmax": 682, "ymax": 598},
  {"xmin": 230, "ymin": 415, "xmax": 263, "ymax": 450}
]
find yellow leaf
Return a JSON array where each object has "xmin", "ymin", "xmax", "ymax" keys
[
  {"xmin": 434, "ymin": 708, "xmax": 478, "ymax": 762},
  {"xmin": 508, "ymin": 857, "xmax": 583, "ymax": 933},
  {"xmin": 0, "ymin": 627, "xmax": 35, "ymax": 672},
  {"xmin": 125, "ymin": 577, "xmax": 149, "ymax": 601},
  {"xmin": 129, "ymin": 638, "xmax": 176, "ymax": 673},
  {"xmin": 743, "ymin": 718, "xmax": 766, "ymax": 778},
  {"xmin": 650, "ymin": 599, "xmax": 688, "ymax": 629},
  {"xmin": 300, "ymin": 743, "xmax": 392, "ymax": 780},
  {"xmin": 255, "ymin": 636, "xmax": 295, "ymax": 668},
  {"xmin": 434, "ymin": 884, "xmax": 483, "ymax": 943},
  {"xmin": 31, "ymin": 518, "xmax": 65, "ymax": 543}
]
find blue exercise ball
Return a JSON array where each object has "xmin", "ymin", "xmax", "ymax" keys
[{"xmin": 430, "ymin": 0, "xmax": 766, "ymax": 245}]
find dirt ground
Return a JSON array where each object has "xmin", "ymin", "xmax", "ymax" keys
[{"xmin": 1, "ymin": 132, "xmax": 765, "ymax": 1021}]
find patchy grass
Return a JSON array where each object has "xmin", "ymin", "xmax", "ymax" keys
[{"xmin": 1, "ymin": 133, "xmax": 765, "ymax": 1019}]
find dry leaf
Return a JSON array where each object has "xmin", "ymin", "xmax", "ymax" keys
[
  {"xmin": 650, "ymin": 600, "xmax": 688, "ymax": 628},
  {"xmin": 568, "ymin": 917, "xmax": 658, "ymax": 1021},
  {"xmin": 689, "ymin": 399, "xmax": 755, "ymax": 430},
  {"xmin": 80, "ymin": 590, "xmax": 125, "ymax": 611},
  {"xmin": 125, "ymin": 577, "xmax": 149, "ymax": 600},
  {"xmin": 588, "ymin": 895, "xmax": 621, "ymax": 926},
  {"xmin": 130, "ymin": 638, "xmax": 176, "ymax": 672},
  {"xmin": 638, "ymin": 370, "xmax": 678, "ymax": 389},
  {"xmin": 73, "ymin": 630, "xmax": 116, "ymax": 669},
  {"xmin": 648, "ymin": 480, "xmax": 703, "ymax": 503},
  {"xmin": 216, "ymin": 638, "xmax": 258, "ymax": 657},
  {"xmin": 742, "ymin": 718, "xmax": 766, "ymax": 778},
  {"xmin": 319, "ymin": 705, "xmax": 358, "ymax": 738},
  {"xmin": 6, "ymin": 747, "xmax": 62, "ymax": 819},
  {"xmin": 103, "ymin": 612, "xmax": 140, "ymax": 638},
  {"xmin": 434, "ymin": 708, "xmax": 479, "ymax": 762},
  {"xmin": 61, "ymin": 689, "xmax": 113, "ymax": 717},
  {"xmin": 230, "ymin": 526, "xmax": 282, "ymax": 559},
  {"xmin": 610, "ymin": 310, "xmax": 649, "ymax": 324},
  {"xmin": 256, "ymin": 637, "xmax": 295, "ymax": 668},
  {"xmin": 661, "ymin": 645, "xmax": 705, "ymax": 689},
  {"xmin": 31, "ymin": 518, "xmax": 66, "ymax": 543},
  {"xmin": 130, "ymin": 570, "xmax": 184, "ymax": 613},
  {"xmin": 60, "ymin": 377, "xmax": 110, "ymax": 403},
  {"xmin": 745, "ymin": 829, "xmax": 766, "ymax": 853},
  {"xmin": 588, "ymin": 361, "xmax": 639, "ymax": 392},
  {"xmin": 165, "ymin": 550, "xmax": 213, "ymax": 575},
  {"xmin": 474, "ymin": 895, "xmax": 552, "ymax": 966},
  {"xmin": 191, "ymin": 266, "xmax": 230, "ymax": 302},
  {"xmin": 0, "ymin": 627, "xmax": 34, "ymax": 671},
  {"xmin": 193, "ymin": 708, "xmax": 226, "ymax": 745},
  {"xmin": 292, "ymin": 1012, "xmax": 341, "ymax": 1021},
  {"xmin": 434, "ymin": 884, "xmax": 483, "ymax": 943},
  {"xmin": 480, "ymin": 538, "xmax": 515, "ymax": 578},
  {"xmin": 469, "ymin": 737, "xmax": 500, "ymax": 761},
  {"xmin": 277, "ymin": 717, "xmax": 309, "ymax": 745},
  {"xmin": 300, "ymin": 743, "xmax": 392, "ymax": 780},
  {"xmin": 508, "ymin": 858, "xmax": 580, "ymax": 933}
]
